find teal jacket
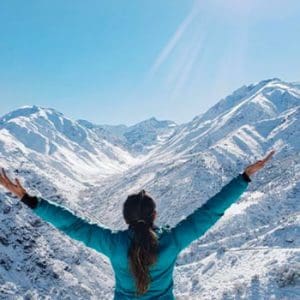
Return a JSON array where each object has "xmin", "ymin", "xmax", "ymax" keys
[{"xmin": 28, "ymin": 173, "xmax": 250, "ymax": 299}]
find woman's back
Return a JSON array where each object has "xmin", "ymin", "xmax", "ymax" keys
[{"xmin": 111, "ymin": 226, "xmax": 178, "ymax": 299}]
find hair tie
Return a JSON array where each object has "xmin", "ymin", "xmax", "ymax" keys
[
  {"xmin": 137, "ymin": 219, "xmax": 146, "ymax": 224},
  {"xmin": 130, "ymin": 219, "xmax": 147, "ymax": 227}
]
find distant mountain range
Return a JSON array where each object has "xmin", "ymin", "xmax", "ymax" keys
[{"xmin": 0, "ymin": 78, "xmax": 299, "ymax": 299}]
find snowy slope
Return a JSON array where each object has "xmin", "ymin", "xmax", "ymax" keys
[
  {"xmin": 0, "ymin": 105, "xmax": 146, "ymax": 204},
  {"xmin": 0, "ymin": 78, "xmax": 299, "ymax": 299}
]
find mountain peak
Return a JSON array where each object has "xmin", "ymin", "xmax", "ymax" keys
[
  {"xmin": 0, "ymin": 105, "xmax": 64, "ymax": 124},
  {"xmin": 199, "ymin": 78, "xmax": 287, "ymax": 122},
  {"xmin": 132, "ymin": 117, "xmax": 177, "ymax": 128},
  {"xmin": 0, "ymin": 105, "xmax": 40, "ymax": 123},
  {"xmin": 256, "ymin": 77, "xmax": 281, "ymax": 85}
]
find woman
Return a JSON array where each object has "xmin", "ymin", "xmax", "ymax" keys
[{"xmin": 0, "ymin": 150, "xmax": 275, "ymax": 299}]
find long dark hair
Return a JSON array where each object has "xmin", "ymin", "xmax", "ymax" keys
[{"xmin": 123, "ymin": 189, "xmax": 158, "ymax": 296}]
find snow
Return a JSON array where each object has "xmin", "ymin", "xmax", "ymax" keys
[{"xmin": 0, "ymin": 78, "xmax": 299, "ymax": 299}]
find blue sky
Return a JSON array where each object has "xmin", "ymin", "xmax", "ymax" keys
[{"xmin": 1, "ymin": 0, "xmax": 300, "ymax": 126}]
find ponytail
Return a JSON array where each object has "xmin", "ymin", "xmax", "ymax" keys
[{"xmin": 123, "ymin": 190, "xmax": 158, "ymax": 296}]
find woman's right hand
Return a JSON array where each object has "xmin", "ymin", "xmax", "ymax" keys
[
  {"xmin": 244, "ymin": 150, "xmax": 275, "ymax": 177},
  {"xmin": 0, "ymin": 168, "xmax": 27, "ymax": 199}
]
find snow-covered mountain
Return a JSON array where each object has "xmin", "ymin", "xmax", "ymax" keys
[
  {"xmin": 0, "ymin": 78, "xmax": 299, "ymax": 299},
  {"xmin": 0, "ymin": 105, "xmax": 177, "ymax": 203},
  {"xmin": 78, "ymin": 117, "xmax": 177, "ymax": 154}
]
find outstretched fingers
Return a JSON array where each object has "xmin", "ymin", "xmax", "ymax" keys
[
  {"xmin": 0, "ymin": 168, "xmax": 27, "ymax": 198},
  {"xmin": 262, "ymin": 150, "xmax": 275, "ymax": 163},
  {"xmin": 1, "ymin": 168, "xmax": 13, "ymax": 186},
  {"xmin": 0, "ymin": 168, "xmax": 9, "ymax": 187},
  {"xmin": 1, "ymin": 168, "xmax": 8, "ymax": 181},
  {"xmin": 0, "ymin": 168, "xmax": 18, "ymax": 190},
  {"xmin": 15, "ymin": 178, "xmax": 25, "ymax": 190}
]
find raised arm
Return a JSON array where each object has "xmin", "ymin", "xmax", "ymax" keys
[
  {"xmin": 170, "ymin": 150, "xmax": 275, "ymax": 253},
  {"xmin": 22, "ymin": 194, "xmax": 115, "ymax": 257},
  {"xmin": 0, "ymin": 169, "xmax": 115, "ymax": 258},
  {"xmin": 171, "ymin": 172, "xmax": 250, "ymax": 252}
]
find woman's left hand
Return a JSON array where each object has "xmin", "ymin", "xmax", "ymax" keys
[
  {"xmin": 0, "ymin": 168, "xmax": 27, "ymax": 199},
  {"xmin": 244, "ymin": 150, "xmax": 275, "ymax": 177}
]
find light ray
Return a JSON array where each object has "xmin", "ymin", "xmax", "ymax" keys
[{"xmin": 148, "ymin": 0, "xmax": 203, "ymax": 78}]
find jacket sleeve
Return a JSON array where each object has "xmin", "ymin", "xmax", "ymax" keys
[
  {"xmin": 21, "ymin": 195, "xmax": 115, "ymax": 258},
  {"xmin": 170, "ymin": 172, "xmax": 251, "ymax": 253}
]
